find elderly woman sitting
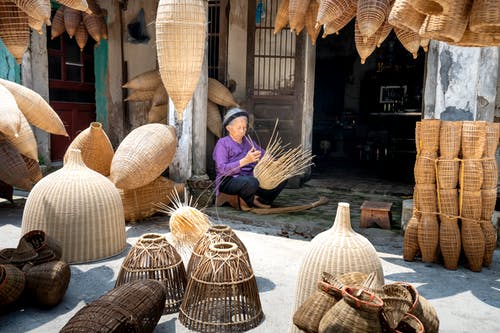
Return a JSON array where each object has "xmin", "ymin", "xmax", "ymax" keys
[{"xmin": 212, "ymin": 108, "xmax": 286, "ymax": 211}]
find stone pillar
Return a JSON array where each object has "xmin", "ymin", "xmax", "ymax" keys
[
  {"xmin": 168, "ymin": 98, "xmax": 193, "ymax": 182},
  {"xmin": 192, "ymin": 45, "xmax": 208, "ymax": 177}
]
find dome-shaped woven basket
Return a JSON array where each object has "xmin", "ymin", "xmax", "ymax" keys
[
  {"xmin": 8, "ymin": 112, "xmax": 38, "ymax": 161},
  {"xmin": 317, "ymin": 0, "xmax": 357, "ymax": 26},
  {"xmin": 483, "ymin": 122, "xmax": 500, "ymax": 158},
  {"xmin": 207, "ymin": 78, "xmax": 238, "ymax": 108},
  {"xmin": 436, "ymin": 159, "xmax": 459, "ymax": 189},
  {"xmin": 123, "ymin": 70, "xmax": 161, "ymax": 90},
  {"xmin": 357, "ymin": 0, "xmax": 392, "ymax": 38},
  {"xmin": 480, "ymin": 220, "xmax": 497, "ymax": 268},
  {"xmin": 207, "ymin": 100, "xmax": 222, "ymax": 137},
  {"xmin": 0, "ymin": 2, "xmax": 29, "ymax": 64},
  {"xmin": 61, "ymin": 279, "xmax": 166, "ymax": 333},
  {"xmin": 64, "ymin": 122, "xmax": 114, "ymax": 176},
  {"xmin": 0, "ymin": 83, "xmax": 22, "ymax": 138},
  {"xmin": 24, "ymin": 260, "xmax": 71, "ymax": 307},
  {"xmin": 187, "ymin": 224, "xmax": 251, "ymax": 277},
  {"xmin": 0, "ymin": 134, "xmax": 32, "ymax": 190},
  {"xmin": 461, "ymin": 220, "xmax": 485, "ymax": 272},
  {"xmin": 462, "ymin": 121, "xmax": 486, "ymax": 159},
  {"xmin": 439, "ymin": 121, "xmax": 462, "ymax": 159},
  {"xmin": 156, "ymin": 0, "xmax": 207, "ymax": 119},
  {"xmin": 321, "ymin": 0, "xmax": 356, "ymax": 37},
  {"xmin": 417, "ymin": 213, "xmax": 439, "ymax": 263},
  {"xmin": 288, "ymin": 0, "xmax": 309, "ymax": 33},
  {"xmin": 82, "ymin": 12, "xmax": 102, "ymax": 43},
  {"xmin": 418, "ymin": 0, "xmax": 470, "ymax": 43},
  {"xmin": 21, "ymin": 149, "xmax": 126, "ymax": 264},
  {"xmin": 439, "ymin": 216, "xmax": 461, "ymax": 270},
  {"xmin": 469, "ymin": 0, "xmax": 500, "ymax": 34},
  {"xmin": 0, "ymin": 264, "xmax": 25, "ymax": 306},
  {"xmin": 389, "ymin": 0, "xmax": 426, "ymax": 33},
  {"xmin": 291, "ymin": 202, "xmax": 384, "ymax": 333},
  {"xmin": 51, "ymin": 6, "xmax": 65, "ymax": 40},
  {"xmin": 115, "ymin": 233, "xmax": 187, "ymax": 314},
  {"xmin": 63, "ymin": 7, "xmax": 82, "ymax": 38},
  {"xmin": 412, "ymin": 0, "xmax": 449, "ymax": 15},
  {"xmin": 403, "ymin": 213, "xmax": 420, "ymax": 262},
  {"xmin": 179, "ymin": 242, "xmax": 263, "ymax": 332},
  {"xmin": 110, "ymin": 123, "xmax": 177, "ymax": 190},
  {"xmin": 0, "ymin": 78, "xmax": 68, "ymax": 137}
]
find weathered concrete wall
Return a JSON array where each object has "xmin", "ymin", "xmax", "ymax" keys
[
  {"xmin": 302, "ymin": 39, "xmax": 315, "ymax": 153},
  {"xmin": 227, "ymin": 0, "xmax": 248, "ymax": 103}
]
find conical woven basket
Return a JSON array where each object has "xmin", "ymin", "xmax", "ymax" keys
[
  {"xmin": 156, "ymin": 0, "xmax": 207, "ymax": 119},
  {"xmin": 469, "ymin": 0, "xmax": 500, "ymax": 34},
  {"xmin": 395, "ymin": 282, "xmax": 439, "ymax": 333},
  {"xmin": 305, "ymin": 0, "xmax": 321, "ymax": 45},
  {"xmin": 354, "ymin": 18, "xmax": 378, "ymax": 64},
  {"xmin": 207, "ymin": 100, "xmax": 222, "ymax": 138},
  {"xmin": 75, "ymin": 22, "xmax": 88, "ymax": 50},
  {"xmin": 51, "ymin": 6, "xmax": 65, "ymax": 40},
  {"xmin": 419, "ymin": 0, "xmax": 470, "ymax": 43},
  {"xmin": 152, "ymin": 83, "xmax": 169, "ymax": 106},
  {"xmin": 481, "ymin": 188, "xmax": 497, "ymax": 221},
  {"xmin": 462, "ymin": 121, "xmax": 486, "ymax": 159},
  {"xmin": 459, "ymin": 159, "xmax": 483, "ymax": 191},
  {"xmin": 109, "ymin": 123, "xmax": 177, "ymax": 190},
  {"xmin": 412, "ymin": 0, "xmax": 449, "ymax": 15},
  {"xmin": 186, "ymin": 224, "xmax": 250, "ymax": 277},
  {"xmin": 28, "ymin": 17, "xmax": 43, "ymax": 37},
  {"xmin": 24, "ymin": 260, "xmax": 71, "ymax": 307},
  {"xmin": 389, "ymin": 0, "xmax": 426, "ymax": 33},
  {"xmin": 291, "ymin": 202, "xmax": 384, "ymax": 333},
  {"xmin": 21, "ymin": 149, "xmax": 126, "ymax": 264},
  {"xmin": 480, "ymin": 220, "xmax": 497, "ymax": 268},
  {"xmin": 207, "ymin": 78, "xmax": 238, "ymax": 108},
  {"xmin": 404, "ymin": 213, "xmax": 420, "ymax": 261},
  {"xmin": 357, "ymin": 0, "xmax": 392, "ymax": 38},
  {"xmin": 58, "ymin": 0, "xmax": 91, "ymax": 13},
  {"xmin": 375, "ymin": 19, "xmax": 393, "ymax": 47},
  {"xmin": 64, "ymin": 122, "xmax": 114, "ymax": 176},
  {"xmin": 483, "ymin": 122, "xmax": 500, "ymax": 158},
  {"xmin": 11, "ymin": 0, "xmax": 51, "ymax": 26},
  {"xmin": 439, "ymin": 121, "xmax": 462, "ymax": 159},
  {"xmin": 120, "ymin": 176, "xmax": 184, "ymax": 222},
  {"xmin": 461, "ymin": 220, "xmax": 485, "ymax": 272},
  {"xmin": 7, "ymin": 112, "xmax": 38, "ymax": 161},
  {"xmin": 395, "ymin": 27, "xmax": 420, "ymax": 59},
  {"xmin": 414, "ymin": 152, "xmax": 437, "ymax": 184},
  {"xmin": 273, "ymin": 0, "xmax": 289, "ymax": 34},
  {"xmin": 0, "ymin": 134, "xmax": 32, "ymax": 190},
  {"xmin": 439, "ymin": 216, "xmax": 461, "ymax": 270},
  {"xmin": 317, "ymin": 0, "xmax": 357, "ymax": 26},
  {"xmin": 288, "ymin": 0, "xmax": 308, "ymax": 33},
  {"xmin": 0, "ymin": 83, "xmax": 22, "ymax": 138},
  {"xmin": 0, "ymin": 2, "xmax": 29, "ymax": 64},
  {"xmin": 0, "ymin": 78, "xmax": 68, "ymax": 137},
  {"xmin": 61, "ymin": 279, "xmax": 166, "ymax": 333},
  {"xmin": 122, "ymin": 70, "xmax": 161, "ymax": 90},
  {"xmin": 64, "ymin": 7, "xmax": 82, "ymax": 38},
  {"xmin": 417, "ymin": 213, "xmax": 439, "ymax": 263},
  {"xmin": 115, "ymin": 233, "xmax": 187, "ymax": 314},
  {"xmin": 179, "ymin": 242, "xmax": 263, "ymax": 332},
  {"xmin": 321, "ymin": 0, "xmax": 356, "ymax": 37},
  {"xmin": 148, "ymin": 105, "xmax": 168, "ymax": 123},
  {"xmin": 436, "ymin": 159, "xmax": 459, "ymax": 189},
  {"xmin": 82, "ymin": 12, "xmax": 101, "ymax": 43}
]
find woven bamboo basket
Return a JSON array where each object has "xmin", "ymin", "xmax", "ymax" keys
[
  {"xmin": 461, "ymin": 220, "xmax": 485, "ymax": 272},
  {"xmin": 86, "ymin": 0, "xmax": 102, "ymax": 15},
  {"xmin": 481, "ymin": 188, "xmax": 497, "ymax": 221},
  {"xmin": 51, "ymin": 6, "xmax": 65, "ymax": 40},
  {"xmin": 109, "ymin": 123, "xmax": 177, "ymax": 190},
  {"xmin": 115, "ymin": 233, "xmax": 187, "ymax": 314},
  {"xmin": 0, "ymin": 78, "xmax": 68, "ymax": 137},
  {"xmin": 414, "ymin": 152, "xmax": 437, "ymax": 184},
  {"xmin": 82, "ymin": 12, "xmax": 101, "ymax": 43},
  {"xmin": 419, "ymin": 0, "xmax": 471, "ymax": 44},
  {"xmin": 460, "ymin": 190, "xmax": 482, "ymax": 220},
  {"xmin": 404, "ymin": 213, "xmax": 420, "ymax": 261},
  {"xmin": 305, "ymin": 0, "xmax": 321, "ymax": 45},
  {"xmin": 187, "ymin": 224, "xmax": 250, "ymax": 277},
  {"xmin": 291, "ymin": 202, "xmax": 384, "ymax": 333},
  {"xmin": 288, "ymin": 0, "xmax": 309, "ymax": 33},
  {"xmin": 396, "ymin": 313, "xmax": 425, "ymax": 333},
  {"xmin": 148, "ymin": 105, "xmax": 168, "ymax": 123},
  {"xmin": 318, "ymin": 287, "xmax": 384, "ymax": 333},
  {"xmin": 419, "ymin": 119, "xmax": 440, "ymax": 154},
  {"xmin": 479, "ymin": 220, "xmax": 496, "ymax": 268},
  {"xmin": 412, "ymin": 0, "xmax": 448, "ymax": 15},
  {"xmin": 357, "ymin": 0, "xmax": 392, "ymax": 38},
  {"xmin": 24, "ymin": 260, "xmax": 71, "ymax": 307},
  {"xmin": 64, "ymin": 122, "xmax": 114, "ymax": 176},
  {"xmin": 459, "ymin": 159, "xmax": 483, "ymax": 191},
  {"xmin": 11, "ymin": 0, "xmax": 51, "ymax": 26},
  {"xmin": 57, "ymin": 0, "xmax": 90, "ymax": 13},
  {"xmin": 438, "ymin": 188, "xmax": 458, "ymax": 216},
  {"xmin": 389, "ymin": 0, "xmax": 426, "ymax": 33},
  {"xmin": 462, "ymin": 121, "xmax": 486, "ymax": 159},
  {"xmin": 317, "ymin": 0, "xmax": 357, "ymax": 26},
  {"xmin": 75, "ymin": 22, "xmax": 88, "ymax": 50},
  {"xmin": 381, "ymin": 295, "xmax": 413, "ymax": 330},
  {"xmin": 293, "ymin": 280, "xmax": 339, "ymax": 333},
  {"xmin": 415, "ymin": 183, "xmax": 437, "ymax": 213},
  {"xmin": 29, "ymin": 13, "xmax": 44, "ymax": 34},
  {"xmin": 0, "ymin": 180, "xmax": 14, "ymax": 204},
  {"xmin": 0, "ymin": 264, "xmax": 25, "ymax": 306},
  {"xmin": 439, "ymin": 216, "xmax": 461, "ymax": 270},
  {"xmin": 21, "ymin": 229, "xmax": 63, "ymax": 265},
  {"xmin": 470, "ymin": 0, "xmax": 500, "ymax": 34},
  {"xmin": 321, "ymin": 0, "xmax": 356, "ymax": 37},
  {"xmin": 354, "ymin": 18, "xmax": 378, "ymax": 64},
  {"xmin": 484, "ymin": 122, "xmax": 500, "ymax": 158},
  {"xmin": 207, "ymin": 100, "xmax": 222, "ymax": 137},
  {"xmin": 156, "ymin": 0, "xmax": 207, "ymax": 119},
  {"xmin": 120, "ymin": 176, "xmax": 184, "ymax": 222},
  {"xmin": 124, "ymin": 89, "xmax": 155, "ymax": 102},
  {"xmin": 122, "ymin": 70, "xmax": 161, "ymax": 90},
  {"xmin": 61, "ymin": 279, "xmax": 166, "ymax": 333},
  {"xmin": 273, "ymin": 0, "xmax": 289, "ymax": 34},
  {"xmin": 207, "ymin": 78, "xmax": 238, "ymax": 108},
  {"xmin": 376, "ymin": 19, "xmax": 393, "ymax": 47},
  {"xmin": 395, "ymin": 282, "xmax": 439, "ymax": 333},
  {"xmin": 420, "ymin": 38, "xmax": 430, "ymax": 52},
  {"xmin": 152, "ymin": 84, "xmax": 169, "ymax": 106},
  {"xmin": 64, "ymin": 7, "xmax": 82, "ymax": 38},
  {"xmin": 417, "ymin": 213, "xmax": 439, "ymax": 263},
  {"xmin": 0, "ymin": 2, "xmax": 29, "ymax": 64},
  {"xmin": 0, "ymin": 82, "xmax": 22, "ymax": 138},
  {"xmin": 325, "ymin": 271, "xmax": 369, "ymax": 288},
  {"xmin": 21, "ymin": 149, "xmax": 126, "ymax": 264},
  {"xmin": 7, "ymin": 112, "xmax": 39, "ymax": 161},
  {"xmin": 179, "ymin": 242, "xmax": 263, "ymax": 332},
  {"xmin": 450, "ymin": 28, "xmax": 498, "ymax": 47},
  {"xmin": 395, "ymin": 27, "xmax": 420, "ymax": 59},
  {"xmin": 415, "ymin": 121, "xmax": 421, "ymax": 154},
  {"xmin": 439, "ymin": 121, "xmax": 462, "ymax": 159},
  {"xmin": 0, "ymin": 134, "xmax": 32, "ymax": 190},
  {"xmin": 436, "ymin": 159, "xmax": 459, "ymax": 189}
]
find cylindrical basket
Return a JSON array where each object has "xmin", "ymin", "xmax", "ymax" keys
[
  {"xmin": 115, "ymin": 233, "xmax": 187, "ymax": 314},
  {"xmin": 460, "ymin": 190, "xmax": 482, "ymax": 221},
  {"xmin": 403, "ymin": 213, "xmax": 420, "ymax": 262},
  {"xmin": 483, "ymin": 122, "xmax": 500, "ymax": 158},
  {"xmin": 438, "ymin": 188, "xmax": 458, "ymax": 216},
  {"xmin": 482, "ymin": 159, "xmax": 498, "ymax": 190},
  {"xmin": 459, "ymin": 160, "xmax": 483, "ymax": 191},
  {"xmin": 0, "ymin": 264, "xmax": 25, "ymax": 306},
  {"xmin": 461, "ymin": 220, "xmax": 485, "ymax": 272},
  {"xmin": 414, "ymin": 152, "xmax": 437, "ymax": 184},
  {"xmin": 480, "ymin": 220, "xmax": 497, "ymax": 268},
  {"xmin": 439, "ymin": 121, "xmax": 462, "ymax": 159},
  {"xmin": 417, "ymin": 213, "xmax": 439, "ymax": 263},
  {"xmin": 24, "ymin": 260, "xmax": 71, "ymax": 307},
  {"xmin": 305, "ymin": 0, "xmax": 321, "ymax": 45},
  {"xmin": 436, "ymin": 158, "xmax": 459, "ymax": 189},
  {"xmin": 462, "ymin": 121, "xmax": 486, "ymax": 159},
  {"xmin": 439, "ymin": 216, "xmax": 461, "ymax": 270}
]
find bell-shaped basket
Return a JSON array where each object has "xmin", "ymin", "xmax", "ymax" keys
[
  {"xmin": 24, "ymin": 260, "xmax": 71, "ymax": 307},
  {"xmin": 0, "ymin": 2, "xmax": 30, "ymax": 64},
  {"xmin": 115, "ymin": 233, "xmax": 187, "ymax": 314},
  {"xmin": 0, "ymin": 264, "xmax": 25, "ymax": 306},
  {"xmin": 179, "ymin": 242, "xmax": 263, "ymax": 332}
]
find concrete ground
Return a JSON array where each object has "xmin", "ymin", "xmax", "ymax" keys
[{"xmin": 1, "ymin": 163, "xmax": 499, "ymax": 332}]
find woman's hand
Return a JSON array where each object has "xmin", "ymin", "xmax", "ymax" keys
[{"xmin": 241, "ymin": 148, "xmax": 261, "ymax": 166}]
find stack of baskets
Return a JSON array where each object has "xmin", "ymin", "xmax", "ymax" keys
[{"xmin": 405, "ymin": 119, "xmax": 499, "ymax": 272}]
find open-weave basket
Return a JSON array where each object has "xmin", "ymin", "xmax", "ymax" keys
[
  {"xmin": 419, "ymin": 1, "xmax": 470, "ymax": 46},
  {"xmin": 395, "ymin": 282, "xmax": 439, "ymax": 333},
  {"xmin": 115, "ymin": 233, "xmax": 187, "ymax": 314},
  {"xmin": 317, "ymin": 0, "xmax": 357, "ymax": 26},
  {"xmin": 0, "ymin": 80, "xmax": 22, "ymax": 138},
  {"xmin": 480, "ymin": 220, "xmax": 497, "ymax": 268},
  {"xmin": 459, "ymin": 159, "xmax": 483, "ymax": 191},
  {"xmin": 483, "ymin": 122, "xmax": 500, "ymax": 158},
  {"xmin": 357, "ymin": 0, "xmax": 392, "ymax": 38},
  {"xmin": 389, "ymin": 0, "xmax": 426, "ymax": 33},
  {"xmin": 436, "ymin": 158, "xmax": 459, "ymax": 189},
  {"xmin": 417, "ymin": 213, "xmax": 439, "ymax": 263},
  {"xmin": 461, "ymin": 220, "xmax": 485, "ymax": 272},
  {"xmin": 187, "ymin": 224, "xmax": 250, "ymax": 277},
  {"xmin": 460, "ymin": 190, "xmax": 482, "ymax": 220},
  {"xmin": 481, "ymin": 188, "xmax": 497, "ymax": 221},
  {"xmin": 24, "ymin": 260, "xmax": 71, "ymax": 307},
  {"xmin": 156, "ymin": 0, "xmax": 207, "ymax": 119},
  {"xmin": 439, "ymin": 121, "xmax": 462, "ymax": 159},
  {"xmin": 419, "ymin": 119, "xmax": 441, "ymax": 153},
  {"xmin": 414, "ymin": 152, "xmax": 437, "ymax": 184},
  {"xmin": 179, "ymin": 242, "xmax": 263, "ymax": 332},
  {"xmin": 321, "ymin": 0, "xmax": 356, "ymax": 37},
  {"xmin": 207, "ymin": 100, "xmax": 222, "ymax": 137},
  {"xmin": 438, "ymin": 188, "xmax": 458, "ymax": 216},
  {"xmin": 21, "ymin": 149, "xmax": 126, "ymax": 264},
  {"xmin": 0, "ymin": 134, "xmax": 32, "ymax": 190},
  {"xmin": 354, "ymin": 18, "xmax": 378, "ymax": 64},
  {"xmin": 439, "ymin": 216, "xmax": 461, "ymax": 270},
  {"xmin": 288, "ymin": 0, "xmax": 308, "ymax": 33},
  {"xmin": 64, "ymin": 122, "xmax": 114, "ymax": 176},
  {"xmin": 50, "ymin": 6, "xmax": 65, "ymax": 40},
  {"xmin": 11, "ymin": 0, "xmax": 51, "ymax": 25},
  {"xmin": 381, "ymin": 295, "xmax": 413, "ymax": 330},
  {"xmin": 8, "ymin": 112, "xmax": 39, "ymax": 161},
  {"xmin": 403, "ymin": 213, "xmax": 420, "ymax": 262},
  {"xmin": 0, "ymin": 264, "xmax": 25, "ymax": 306},
  {"xmin": 305, "ymin": 0, "xmax": 321, "ymax": 45},
  {"xmin": 61, "ymin": 279, "xmax": 166, "ymax": 333},
  {"xmin": 0, "ymin": 2, "xmax": 29, "ymax": 64},
  {"xmin": 110, "ymin": 123, "xmax": 177, "ymax": 190},
  {"xmin": 415, "ymin": 183, "xmax": 437, "ymax": 213},
  {"xmin": 273, "ymin": 0, "xmax": 289, "ymax": 34},
  {"xmin": 470, "ymin": 0, "xmax": 500, "ymax": 34},
  {"xmin": 450, "ymin": 27, "xmax": 499, "ymax": 47},
  {"xmin": 207, "ymin": 78, "xmax": 238, "ymax": 108},
  {"xmin": 82, "ymin": 12, "xmax": 101, "ymax": 43},
  {"xmin": 411, "ymin": 0, "xmax": 449, "ymax": 15},
  {"xmin": 462, "ymin": 121, "xmax": 486, "ymax": 159},
  {"xmin": 395, "ymin": 27, "xmax": 421, "ymax": 59},
  {"xmin": 63, "ymin": 7, "xmax": 82, "ymax": 38},
  {"xmin": 75, "ymin": 22, "xmax": 88, "ymax": 50}
]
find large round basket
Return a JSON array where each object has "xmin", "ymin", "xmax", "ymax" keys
[
  {"xmin": 24, "ymin": 260, "xmax": 71, "ymax": 307},
  {"xmin": 0, "ymin": 264, "xmax": 25, "ymax": 306},
  {"xmin": 179, "ymin": 242, "xmax": 263, "ymax": 332},
  {"xmin": 115, "ymin": 233, "xmax": 187, "ymax": 314}
]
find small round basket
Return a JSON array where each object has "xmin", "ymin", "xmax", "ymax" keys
[
  {"xmin": 0, "ymin": 264, "xmax": 25, "ymax": 306},
  {"xmin": 20, "ymin": 230, "xmax": 63, "ymax": 265},
  {"xmin": 24, "ymin": 260, "xmax": 71, "ymax": 307},
  {"xmin": 395, "ymin": 282, "xmax": 440, "ymax": 333}
]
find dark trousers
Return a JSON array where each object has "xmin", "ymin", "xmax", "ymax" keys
[{"xmin": 219, "ymin": 175, "xmax": 286, "ymax": 207}]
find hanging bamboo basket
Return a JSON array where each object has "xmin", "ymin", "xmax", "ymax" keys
[
  {"xmin": 438, "ymin": 189, "xmax": 458, "ymax": 217},
  {"xmin": 75, "ymin": 22, "xmax": 88, "ymax": 50},
  {"xmin": 64, "ymin": 7, "xmax": 82, "ymax": 38},
  {"xmin": 395, "ymin": 27, "xmax": 420, "ymax": 59},
  {"xmin": 148, "ymin": 104, "xmax": 168, "ymax": 123},
  {"xmin": 10, "ymin": 0, "xmax": 51, "ymax": 26},
  {"xmin": 0, "ymin": 264, "xmax": 25, "ymax": 306},
  {"xmin": 0, "ymin": 83, "xmax": 22, "ymax": 138},
  {"xmin": 418, "ymin": 0, "xmax": 470, "ymax": 43},
  {"xmin": 0, "ymin": 134, "xmax": 32, "ymax": 190},
  {"xmin": 389, "ymin": 0, "xmax": 426, "ymax": 33},
  {"xmin": 207, "ymin": 78, "xmax": 238, "ymax": 108},
  {"xmin": 28, "ymin": 15, "xmax": 44, "ymax": 35},
  {"xmin": 321, "ymin": 1, "xmax": 356, "ymax": 37},
  {"xmin": 357, "ymin": 0, "xmax": 392, "ymax": 38},
  {"xmin": 82, "ymin": 12, "xmax": 101, "ymax": 43},
  {"xmin": 152, "ymin": 84, "xmax": 169, "ymax": 106},
  {"xmin": 0, "ymin": 2, "xmax": 30, "ymax": 64},
  {"xmin": 288, "ymin": 0, "xmax": 309, "ymax": 33},
  {"xmin": 156, "ymin": 0, "xmax": 207, "ymax": 119},
  {"xmin": 354, "ymin": 18, "xmax": 378, "ymax": 64},
  {"xmin": 469, "ymin": 0, "xmax": 500, "ymax": 34},
  {"xmin": 122, "ymin": 70, "xmax": 162, "ymax": 90},
  {"xmin": 124, "ymin": 89, "xmax": 155, "ymax": 102},
  {"xmin": 24, "ymin": 260, "xmax": 71, "ymax": 307},
  {"xmin": 51, "ymin": 6, "xmax": 65, "ymax": 40},
  {"xmin": 207, "ymin": 100, "xmax": 222, "ymax": 138},
  {"xmin": 411, "ymin": 0, "xmax": 449, "ymax": 15},
  {"xmin": 273, "ymin": 0, "xmax": 289, "ymax": 34},
  {"xmin": 305, "ymin": 0, "xmax": 321, "ymax": 45},
  {"xmin": 57, "ymin": 0, "xmax": 91, "ymax": 13},
  {"xmin": 317, "ymin": 0, "xmax": 357, "ymax": 26}
]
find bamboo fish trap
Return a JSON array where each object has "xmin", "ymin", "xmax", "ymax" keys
[
  {"xmin": 0, "ymin": 2, "xmax": 30, "ymax": 64},
  {"xmin": 254, "ymin": 120, "xmax": 314, "ymax": 190}
]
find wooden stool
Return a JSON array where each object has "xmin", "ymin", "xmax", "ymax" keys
[
  {"xmin": 360, "ymin": 201, "xmax": 393, "ymax": 229},
  {"xmin": 215, "ymin": 193, "xmax": 239, "ymax": 209}
]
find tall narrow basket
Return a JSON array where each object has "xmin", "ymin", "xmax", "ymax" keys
[
  {"xmin": 461, "ymin": 121, "xmax": 486, "ymax": 159},
  {"xmin": 115, "ymin": 233, "xmax": 187, "ymax": 314}
]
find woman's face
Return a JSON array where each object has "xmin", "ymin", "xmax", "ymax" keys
[{"xmin": 226, "ymin": 116, "xmax": 248, "ymax": 142}]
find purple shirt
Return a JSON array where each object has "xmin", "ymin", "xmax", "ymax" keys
[{"xmin": 212, "ymin": 136, "xmax": 265, "ymax": 193}]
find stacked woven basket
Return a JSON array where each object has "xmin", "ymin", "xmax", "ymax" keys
[{"xmin": 405, "ymin": 119, "xmax": 499, "ymax": 272}]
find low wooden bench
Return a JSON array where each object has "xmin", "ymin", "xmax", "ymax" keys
[{"xmin": 360, "ymin": 201, "xmax": 393, "ymax": 229}]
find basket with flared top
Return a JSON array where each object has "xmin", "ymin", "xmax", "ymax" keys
[
  {"xmin": 461, "ymin": 190, "xmax": 482, "ymax": 220},
  {"xmin": 483, "ymin": 122, "xmax": 500, "ymax": 158},
  {"xmin": 462, "ymin": 121, "xmax": 486, "ymax": 159},
  {"xmin": 179, "ymin": 242, "xmax": 263, "ymax": 332},
  {"xmin": 461, "ymin": 220, "xmax": 485, "ymax": 272},
  {"xmin": 404, "ymin": 213, "xmax": 420, "ymax": 262},
  {"xmin": 389, "ymin": 0, "xmax": 426, "ymax": 33},
  {"xmin": 396, "ymin": 313, "xmax": 425, "ymax": 333},
  {"xmin": 394, "ymin": 282, "xmax": 439, "ymax": 333},
  {"xmin": 115, "ymin": 233, "xmax": 187, "ymax": 314},
  {"xmin": 414, "ymin": 152, "xmax": 437, "ymax": 184},
  {"xmin": 419, "ymin": 119, "xmax": 441, "ymax": 154},
  {"xmin": 412, "ymin": 0, "xmax": 449, "ymax": 15},
  {"xmin": 24, "ymin": 260, "xmax": 71, "ymax": 308},
  {"xmin": 439, "ymin": 121, "xmax": 462, "ymax": 159},
  {"xmin": 0, "ymin": 264, "xmax": 25, "ymax": 306},
  {"xmin": 415, "ymin": 183, "xmax": 437, "ymax": 213},
  {"xmin": 20, "ymin": 229, "xmax": 63, "ymax": 265},
  {"xmin": 187, "ymin": 224, "xmax": 250, "ymax": 277},
  {"xmin": 417, "ymin": 213, "xmax": 439, "ymax": 263},
  {"xmin": 439, "ymin": 216, "xmax": 461, "ymax": 270},
  {"xmin": 482, "ymin": 159, "xmax": 498, "ymax": 189},
  {"xmin": 438, "ymin": 188, "xmax": 458, "ymax": 216},
  {"xmin": 470, "ymin": 0, "xmax": 500, "ymax": 34},
  {"xmin": 436, "ymin": 158, "xmax": 459, "ymax": 189},
  {"xmin": 459, "ymin": 160, "xmax": 483, "ymax": 191}
]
